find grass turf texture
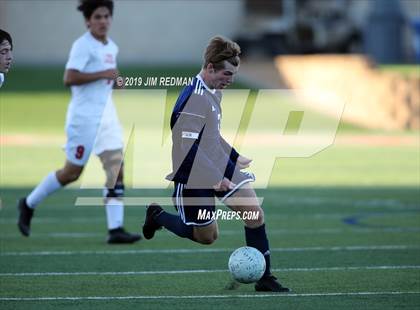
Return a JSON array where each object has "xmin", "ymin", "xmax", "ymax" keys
[
  {"xmin": 1, "ymin": 69, "xmax": 420, "ymax": 309},
  {"xmin": 1, "ymin": 187, "xmax": 420, "ymax": 309},
  {"xmin": 379, "ymin": 64, "xmax": 420, "ymax": 78}
]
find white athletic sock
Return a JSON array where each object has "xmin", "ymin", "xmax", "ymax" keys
[
  {"xmin": 105, "ymin": 198, "xmax": 124, "ymax": 230},
  {"xmin": 26, "ymin": 172, "xmax": 62, "ymax": 209}
]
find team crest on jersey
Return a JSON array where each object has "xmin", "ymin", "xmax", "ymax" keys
[{"xmin": 104, "ymin": 53, "xmax": 115, "ymax": 64}]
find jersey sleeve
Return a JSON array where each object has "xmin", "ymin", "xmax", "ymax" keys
[{"xmin": 65, "ymin": 39, "xmax": 90, "ymax": 71}]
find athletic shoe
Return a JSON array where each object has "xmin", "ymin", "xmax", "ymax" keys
[
  {"xmin": 17, "ymin": 197, "xmax": 34, "ymax": 237},
  {"xmin": 107, "ymin": 227, "xmax": 142, "ymax": 244},
  {"xmin": 142, "ymin": 203, "xmax": 163, "ymax": 240},
  {"xmin": 255, "ymin": 274, "xmax": 290, "ymax": 292}
]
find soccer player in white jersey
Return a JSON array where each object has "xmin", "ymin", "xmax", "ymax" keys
[
  {"xmin": 0, "ymin": 29, "xmax": 13, "ymax": 88},
  {"xmin": 17, "ymin": 0, "xmax": 141, "ymax": 244},
  {"xmin": 143, "ymin": 36, "xmax": 290, "ymax": 292}
]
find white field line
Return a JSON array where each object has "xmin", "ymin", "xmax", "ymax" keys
[
  {"xmin": 1, "ymin": 195, "xmax": 417, "ymax": 211},
  {"xmin": 220, "ymin": 227, "xmax": 420, "ymax": 235},
  {"xmin": 1, "ymin": 245, "xmax": 419, "ymax": 257},
  {"xmin": 1, "ymin": 291, "xmax": 420, "ymax": 301},
  {"xmin": 1, "ymin": 227, "xmax": 420, "ymax": 239},
  {"xmin": 0, "ymin": 214, "xmax": 351, "ymax": 224},
  {"xmin": 0, "ymin": 265, "xmax": 419, "ymax": 277}
]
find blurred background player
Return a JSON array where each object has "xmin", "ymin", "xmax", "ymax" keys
[
  {"xmin": 143, "ymin": 36, "xmax": 290, "ymax": 292},
  {"xmin": 0, "ymin": 29, "xmax": 13, "ymax": 88},
  {"xmin": 17, "ymin": 0, "xmax": 141, "ymax": 244}
]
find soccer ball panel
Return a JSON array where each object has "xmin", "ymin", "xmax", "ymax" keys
[{"xmin": 228, "ymin": 246, "xmax": 266, "ymax": 283}]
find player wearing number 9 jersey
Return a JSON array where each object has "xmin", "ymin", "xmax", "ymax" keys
[{"xmin": 17, "ymin": 0, "xmax": 141, "ymax": 244}]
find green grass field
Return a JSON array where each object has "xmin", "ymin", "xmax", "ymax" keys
[
  {"xmin": 0, "ymin": 70, "xmax": 420, "ymax": 309},
  {"xmin": 380, "ymin": 65, "xmax": 420, "ymax": 78}
]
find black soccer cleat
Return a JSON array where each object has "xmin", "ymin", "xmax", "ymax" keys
[
  {"xmin": 142, "ymin": 203, "xmax": 163, "ymax": 240},
  {"xmin": 107, "ymin": 227, "xmax": 142, "ymax": 244},
  {"xmin": 17, "ymin": 197, "xmax": 34, "ymax": 237},
  {"xmin": 255, "ymin": 274, "xmax": 291, "ymax": 293}
]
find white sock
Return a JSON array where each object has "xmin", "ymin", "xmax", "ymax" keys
[
  {"xmin": 26, "ymin": 172, "xmax": 62, "ymax": 209},
  {"xmin": 105, "ymin": 198, "xmax": 124, "ymax": 230}
]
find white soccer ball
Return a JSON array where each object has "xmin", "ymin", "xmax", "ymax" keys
[{"xmin": 228, "ymin": 246, "xmax": 266, "ymax": 283}]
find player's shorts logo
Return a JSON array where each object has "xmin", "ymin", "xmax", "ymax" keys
[
  {"xmin": 104, "ymin": 53, "xmax": 115, "ymax": 64},
  {"xmin": 75, "ymin": 145, "xmax": 85, "ymax": 160}
]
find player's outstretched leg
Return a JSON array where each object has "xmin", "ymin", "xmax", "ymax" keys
[
  {"xmin": 142, "ymin": 203, "xmax": 195, "ymax": 241},
  {"xmin": 226, "ymin": 183, "xmax": 290, "ymax": 292},
  {"xmin": 245, "ymin": 224, "xmax": 290, "ymax": 292},
  {"xmin": 143, "ymin": 183, "xmax": 218, "ymax": 243}
]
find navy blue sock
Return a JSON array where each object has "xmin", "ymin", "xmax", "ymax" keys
[
  {"xmin": 155, "ymin": 211, "xmax": 194, "ymax": 241},
  {"xmin": 245, "ymin": 224, "xmax": 271, "ymax": 277}
]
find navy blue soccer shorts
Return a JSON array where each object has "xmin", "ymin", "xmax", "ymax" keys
[{"xmin": 173, "ymin": 171, "xmax": 256, "ymax": 226}]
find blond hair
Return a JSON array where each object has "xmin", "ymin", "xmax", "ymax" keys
[{"xmin": 203, "ymin": 36, "xmax": 241, "ymax": 71}]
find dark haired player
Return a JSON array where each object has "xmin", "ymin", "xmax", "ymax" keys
[
  {"xmin": 143, "ymin": 36, "xmax": 290, "ymax": 292},
  {"xmin": 17, "ymin": 0, "xmax": 141, "ymax": 244},
  {"xmin": 0, "ymin": 29, "xmax": 13, "ymax": 88}
]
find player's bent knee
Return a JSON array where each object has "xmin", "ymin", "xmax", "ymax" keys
[
  {"xmin": 194, "ymin": 232, "xmax": 217, "ymax": 245},
  {"xmin": 213, "ymin": 230, "xmax": 219, "ymax": 241},
  {"xmin": 100, "ymin": 150, "xmax": 123, "ymax": 188},
  {"xmin": 196, "ymin": 236, "xmax": 216, "ymax": 245},
  {"xmin": 68, "ymin": 172, "xmax": 81, "ymax": 183},
  {"xmin": 193, "ymin": 228, "xmax": 218, "ymax": 245},
  {"xmin": 244, "ymin": 206, "xmax": 265, "ymax": 228},
  {"xmin": 56, "ymin": 160, "xmax": 84, "ymax": 185},
  {"xmin": 256, "ymin": 207, "xmax": 265, "ymax": 224},
  {"xmin": 56, "ymin": 169, "xmax": 82, "ymax": 185},
  {"xmin": 63, "ymin": 172, "xmax": 80, "ymax": 184}
]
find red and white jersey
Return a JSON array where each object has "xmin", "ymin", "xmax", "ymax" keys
[{"xmin": 65, "ymin": 31, "xmax": 118, "ymax": 120}]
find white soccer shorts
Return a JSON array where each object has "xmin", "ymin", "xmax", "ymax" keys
[{"xmin": 64, "ymin": 102, "xmax": 124, "ymax": 166}]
